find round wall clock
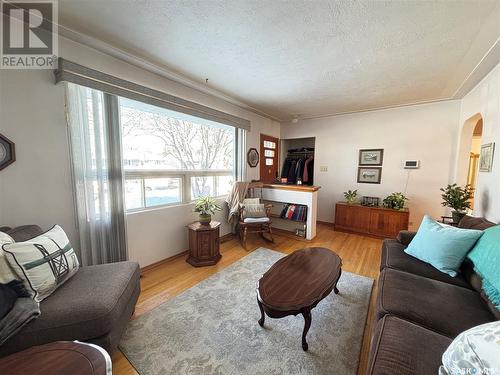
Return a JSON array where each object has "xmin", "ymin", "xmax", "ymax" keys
[
  {"xmin": 247, "ymin": 148, "xmax": 259, "ymax": 168},
  {"xmin": 0, "ymin": 134, "xmax": 15, "ymax": 171}
]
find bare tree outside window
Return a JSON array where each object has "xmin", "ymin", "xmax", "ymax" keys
[{"xmin": 120, "ymin": 99, "xmax": 235, "ymax": 206}]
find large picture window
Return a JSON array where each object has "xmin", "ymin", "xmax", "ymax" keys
[{"xmin": 119, "ymin": 98, "xmax": 236, "ymax": 211}]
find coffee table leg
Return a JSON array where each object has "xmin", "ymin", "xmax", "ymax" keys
[
  {"xmin": 257, "ymin": 299, "xmax": 265, "ymax": 327},
  {"xmin": 301, "ymin": 309, "xmax": 312, "ymax": 351},
  {"xmin": 334, "ymin": 268, "xmax": 342, "ymax": 294}
]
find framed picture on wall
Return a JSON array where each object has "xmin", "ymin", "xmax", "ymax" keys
[
  {"xmin": 357, "ymin": 167, "xmax": 382, "ymax": 184},
  {"xmin": 479, "ymin": 143, "xmax": 495, "ymax": 172},
  {"xmin": 359, "ymin": 149, "xmax": 384, "ymax": 166},
  {"xmin": 247, "ymin": 148, "xmax": 259, "ymax": 168},
  {"xmin": 0, "ymin": 134, "xmax": 15, "ymax": 171}
]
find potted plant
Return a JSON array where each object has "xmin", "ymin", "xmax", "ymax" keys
[
  {"xmin": 440, "ymin": 184, "xmax": 473, "ymax": 223},
  {"xmin": 193, "ymin": 196, "xmax": 221, "ymax": 225},
  {"xmin": 344, "ymin": 189, "xmax": 358, "ymax": 204},
  {"xmin": 383, "ymin": 192, "xmax": 408, "ymax": 210}
]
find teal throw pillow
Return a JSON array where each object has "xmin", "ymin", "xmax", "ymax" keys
[{"xmin": 404, "ymin": 215, "xmax": 483, "ymax": 277}]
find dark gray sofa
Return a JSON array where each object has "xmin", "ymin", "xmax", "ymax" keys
[
  {"xmin": 0, "ymin": 225, "xmax": 141, "ymax": 357},
  {"xmin": 367, "ymin": 215, "xmax": 499, "ymax": 375}
]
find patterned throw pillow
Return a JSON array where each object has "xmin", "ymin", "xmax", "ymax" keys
[
  {"xmin": 242, "ymin": 198, "xmax": 261, "ymax": 206},
  {"xmin": 0, "ymin": 231, "xmax": 19, "ymax": 284},
  {"xmin": 242, "ymin": 204, "xmax": 267, "ymax": 218},
  {"xmin": 440, "ymin": 321, "xmax": 500, "ymax": 375},
  {"xmin": 2, "ymin": 225, "xmax": 79, "ymax": 302}
]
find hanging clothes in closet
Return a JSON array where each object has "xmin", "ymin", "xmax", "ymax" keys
[
  {"xmin": 286, "ymin": 159, "xmax": 298, "ymax": 184},
  {"xmin": 295, "ymin": 158, "xmax": 304, "ymax": 182},
  {"xmin": 303, "ymin": 156, "xmax": 314, "ymax": 185},
  {"xmin": 280, "ymin": 148, "xmax": 314, "ymax": 185}
]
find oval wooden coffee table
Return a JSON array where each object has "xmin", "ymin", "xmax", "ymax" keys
[{"xmin": 256, "ymin": 247, "xmax": 342, "ymax": 351}]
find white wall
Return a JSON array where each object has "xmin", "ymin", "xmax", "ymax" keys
[
  {"xmin": 457, "ymin": 62, "xmax": 500, "ymax": 223},
  {"xmin": 281, "ymin": 101, "xmax": 461, "ymax": 229},
  {"xmin": 0, "ymin": 36, "xmax": 280, "ymax": 267},
  {"xmin": 2, "ymin": 36, "xmax": 498, "ymax": 268},
  {"xmin": 0, "ymin": 69, "xmax": 77, "ymax": 246}
]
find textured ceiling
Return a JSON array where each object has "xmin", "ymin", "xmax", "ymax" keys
[{"xmin": 58, "ymin": 0, "xmax": 500, "ymax": 120}]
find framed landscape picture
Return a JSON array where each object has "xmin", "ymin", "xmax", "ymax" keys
[
  {"xmin": 479, "ymin": 143, "xmax": 495, "ymax": 172},
  {"xmin": 357, "ymin": 167, "xmax": 382, "ymax": 184},
  {"xmin": 359, "ymin": 149, "xmax": 384, "ymax": 166}
]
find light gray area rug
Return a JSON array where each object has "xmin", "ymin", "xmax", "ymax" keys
[{"xmin": 119, "ymin": 248, "xmax": 374, "ymax": 375}]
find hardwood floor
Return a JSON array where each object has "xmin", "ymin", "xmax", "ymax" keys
[{"xmin": 112, "ymin": 222, "xmax": 382, "ymax": 375}]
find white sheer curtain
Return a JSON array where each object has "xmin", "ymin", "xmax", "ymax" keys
[
  {"xmin": 66, "ymin": 83, "xmax": 128, "ymax": 266},
  {"xmin": 235, "ymin": 128, "xmax": 247, "ymax": 181}
]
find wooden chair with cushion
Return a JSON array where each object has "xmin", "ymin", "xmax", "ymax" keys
[{"xmin": 238, "ymin": 182, "xmax": 274, "ymax": 250}]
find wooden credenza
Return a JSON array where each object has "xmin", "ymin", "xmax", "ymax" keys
[{"xmin": 334, "ymin": 202, "xmax": 409, "ymax": 239}]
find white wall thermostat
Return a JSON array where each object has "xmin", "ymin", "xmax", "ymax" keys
[{"xmin": 404, "ymin": 160, "xmax": 420, "ymax": 169}]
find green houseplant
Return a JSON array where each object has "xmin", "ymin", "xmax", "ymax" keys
[
  {"xmin": 440, "ymin": 184, "xmax": 473, "ymax": 223},
  {"xmin": 193, "ymin": 196, "xmax": 221, "ymax": 225},
  {"xmin": 383, "ymin": 192, "xmax": 408, "ymax": 211},
  {"xmin": 343, "ymin": 189, "xmax": 358, "ymax": 204}
]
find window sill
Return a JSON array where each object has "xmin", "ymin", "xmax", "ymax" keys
[{"xmin": 126, "ymin": 195, "xmax": 228, "ymax": 215}]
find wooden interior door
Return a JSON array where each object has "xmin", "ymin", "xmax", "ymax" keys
[{"xmin": 260, "ymin": 134, "xmax": 279, "ymax": 183}]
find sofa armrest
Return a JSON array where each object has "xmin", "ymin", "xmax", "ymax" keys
[{"xmin": 396, "ymin": 231, "xmax": 417, "ymax": 246}]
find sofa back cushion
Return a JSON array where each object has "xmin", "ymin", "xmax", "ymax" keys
[
  {"xmin": 5, "ymin": 225, "xmax": 44, "ymax": 242},
  {"xmin": 461, "ymin": 260, "xmax": 500, "ymax": 320},
  {"xmin": 458, "ymin": 216, "xmax": 499, "ymax": 318},
  {"xmin": 458, "ymin": 215, "xmax": 496, "ymax": 231}
]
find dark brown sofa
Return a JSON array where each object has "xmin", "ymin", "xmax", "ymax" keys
[
  {"xmin": 367, "ymin": 215, "xmax": 499, "ymax": 375},
  {"xmin": 0, "ymin": 225, "xmax": 141, "ymax": 357}
]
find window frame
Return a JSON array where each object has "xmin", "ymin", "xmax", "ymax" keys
[
  {"xmin": 65, "ymin": 80, "xmax": 247, "ymax": 216},
  {"xmin": 124, "ymin": 169, "xmax": 234, "ymax": 213}
]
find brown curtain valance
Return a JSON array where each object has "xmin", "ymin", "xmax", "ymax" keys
[{"xmin": 55, "ymin": 58, "xmax": 251, "ymax": 131}]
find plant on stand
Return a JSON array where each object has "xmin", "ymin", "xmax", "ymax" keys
[
  {"xmin": 344, "ymin": 189, "xmax": 358, "ymax": 204},
  {"xmin": 194, "ymin": 196, "xmax": 221, "ymax": 225},
  {"xmin": 440, "ymin": 184, "xmax": 473, "ymax": 224},
  {"xmin": 383, "ymin": 192, "xmax": 408, "ymax": 210}
]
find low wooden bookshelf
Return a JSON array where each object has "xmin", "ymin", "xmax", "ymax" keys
[{"xmin": 334, "ymin": 202, "xmax": 409, "ymax": 239}]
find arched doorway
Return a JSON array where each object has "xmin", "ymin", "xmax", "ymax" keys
[
  {"xmin": 467, "ymin": 119, "xmax": 482, "ymax": 208},
  {"xmin": 456, "ymin": 113, "xmax": 483, "ymax": 209}
]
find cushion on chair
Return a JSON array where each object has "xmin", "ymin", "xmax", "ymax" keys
[
  {"xmin": 243, "ymin": 217, "xmax": 270, "ymax": 223},
  {"xmin": 0, "ymin": 261, "xmax": 140, "ymax": 356},
  {"xmin": 368, "ymin": 315, "xmax": 452, "ymax": 375},
  {"xmin": 242, "ymin": 198, "xmax": 260, "ymax": 205},
  {"xmin": 242, "ymin": 204, "xmax": 267, "ymax": 218},
  {"xmin": 381, "ymin": 239, "xmax": 471, "ymax": 289},
  {"xmin": 376, "ymin": 268, "xmax": 495, "ymax": 337}
]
